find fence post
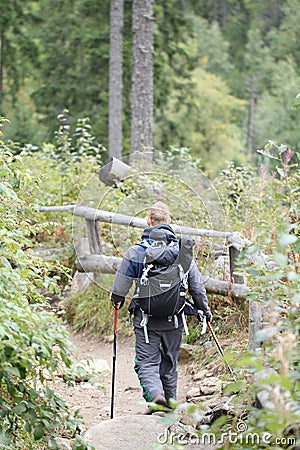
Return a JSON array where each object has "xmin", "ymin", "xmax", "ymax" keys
[
  {"xmin": 248, "ymin": 300, "xmax": 263, "ymax": 351},
  {"xmin": 229, "ymin": 244, "xmax": 244, "ymax": 284},
  {"xmin": 85, "ymin": 219, "xmax": 102, "ymax": 254}
]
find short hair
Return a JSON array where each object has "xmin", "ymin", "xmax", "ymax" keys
[{"xmin": 148, "ymin": 201, "xmax": 170, "ymax": 226}]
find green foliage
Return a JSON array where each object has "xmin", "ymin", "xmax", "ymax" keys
[
  {"xmin": 212, "ymin": 148, "xmax": 300, "ymax": 448},
  {"xmin": 154, "ymin": 67, "xmax": 247, "ymax": 174},
  {"xmin": 15, "ymin": 112, "xmax": 106, "ymax": 246},
  {"xmin": 0, "ymin": 0, "xmax": 38, "ymax": 105},
  {"xmin": 192, "ymin": 17, "xmax": 233, "ymax": 76},
  {"xmin": 254, "ymin": 65, "xmax": 300, "ymax": 153},
  {"xmin": 229, "ymin": 238, "xmax": 300, "ymax": 446},
  {"xmin": 0, "ymin": 122, "xmax": 92, "ymax": 449},
  {"xmin": 65, "ymin": 280, "xmax": 114, "ymax": 335},
  {"xmin": 31, "ymin": 0, "xmax": 111, "ymax": 144},
  {"xmin": 1, "ymin": 0, "xmax": 300, "ymax": 167},
  {"xmin": 64, "ymin": 279, "xmax": 132, "ymax": 337}
]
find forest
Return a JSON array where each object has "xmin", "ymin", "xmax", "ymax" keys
[
  {"xmin": 1, "ymin": 0, "xmax": 300, "ymax": 171},
  {"xmin": 0, "ymin": 0, "xmax": 299, "ymax": 449}
]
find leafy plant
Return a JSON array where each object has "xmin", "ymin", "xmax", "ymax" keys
[
  {"xmin": 0, "ymin": 119, "xmax": 93, "ymax": 449},
  {"xmin": 64, "ymin": 280, "xmax": 131, "ymax": 337},
  {"xmin": 217, "ymin": 146, "xmax": 300, "ymax": 448}
]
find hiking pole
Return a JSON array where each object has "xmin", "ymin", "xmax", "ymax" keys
[
  {"xmin": 207, "ymin": 321, "xmax": 235, "ymax": 377},
  {"xmin": 110, "ymin": 304, "xmax": 119, "ymax": 419}
]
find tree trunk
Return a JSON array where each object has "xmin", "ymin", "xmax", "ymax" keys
[
  {"xmin": 247, "ymin": 75, "xmax": 256, "ymax": 156},
  {"xmin": 130, "ymin": 0, "xmax": 154, "ymax": 162},
  {"xmin": 109, "ymin": 0, "xmax": 124, "ymax": 158},
  {"xmin": 221, "ymin": 0, "xmax": 227, "ymax": 29},
  {"xmin": 0, "ymin": 30, "xmax": 4, "ymax": 99}
]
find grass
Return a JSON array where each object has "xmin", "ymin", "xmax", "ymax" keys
[{"xmin": 63, "ymin": 275, "xmax": 132, "ymax": 337}]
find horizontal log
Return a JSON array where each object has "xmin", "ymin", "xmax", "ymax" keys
[
  {"xmin": 40, "ymin": 205, "xmax": 75, "ymax": 212},
  {"xmin": 39, "ymin": 206, "xmax": 273, "ymax": 266},
  {"xmin": 40, "ymin": 204, "xmax": 233, "ymax": 240},
  {"xmin": 76, "ymin": 254, "xmax": 121, "ymax": 274},
  {"xmin": 75, "ymin": 254, "xmax": 249, "ymax": 301}
]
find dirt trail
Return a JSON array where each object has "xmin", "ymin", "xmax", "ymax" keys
[{"xmin": 54, "ymin": 330, "xmax": 196, "ymax": 430}]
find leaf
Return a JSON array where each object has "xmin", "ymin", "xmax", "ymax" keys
[
  {"xmin": 257, "ymin": 149, "xmax": 279, "ymax": 160},
  {"xmin": 0, "ymin": 257, "xmax": 12, "ymax": 268},
  {"xmin": 48, "ymin": 438, "xmax": 59, "ymax": 450},
  {"xmin": 0, "ymin": 182, "xmax": 18, "ymax": 200},
  {"xmin": 279, "ymin": 233, "xmax": 297, "ymax": 246},
  {"xmin": 224, "ymin": 381, "xmax": 244, "ymax": 395},
  {"xmin": 255, "ymin": 326, "xmax": 277, "ymax": 342},
  {"xmin": 33, "ymin": 425, "xmax": 44, "ymax": 440},
  {"xmin": 276, "ymin": 167, "xmax": 286, "ymax": 177},
  {"xmin": 278, "ymin": 145, "xmax": 288, "ymax": 154},
  {"xmin": 13, "ymin": 403, "xmax": 27, "ymax": 414},
  {"xmin": 5, "ymin": 366, "xmax": 21, "ymax": 377},
  {"xmin": 273, "ymin": 251, "xmax": 287, "ymax": 267}
]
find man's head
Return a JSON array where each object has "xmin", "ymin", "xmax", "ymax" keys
[{"xmin": 147, "ymin": 201, "xmax": 170, "ymax": 226}]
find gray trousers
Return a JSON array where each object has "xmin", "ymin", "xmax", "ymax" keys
[{"xmin": 134, "ymin": 326, "xmax": 183, "ymax": 403}]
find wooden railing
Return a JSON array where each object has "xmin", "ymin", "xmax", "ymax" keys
[{"xmin": 40, "ymin": 204, "xmax": 263, "ymax": 349}]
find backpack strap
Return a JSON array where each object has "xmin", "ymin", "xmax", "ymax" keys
[
  {"xmin": 178, "ymin": 263, "xmax": 189, "ymax": 289},
  {"xmin": 140, "ymin": 263, "xmax": 153, "ymax": 285},
  {"xmin": 140, "ymin": 311, "xmax": 149, "ymax": 344},
  {"xmin": 137, "ymin": 239, "xmax": 151, "ymax": 249},
  {"xmin": 182, "ymin": 311, "xmax": 189, "ymax": 336}
]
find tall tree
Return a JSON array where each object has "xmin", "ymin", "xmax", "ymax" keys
[
  {"xmin": 130, "ymin": 0, "xmax": 154, "ymax": 160},
  {"xmin": 0, "ymin": 0, "xmax": 37, "ymax": 108},
  {"xmin": 32, "ymin": 0, "xmax": 110, "ymax": 143},
  {"xmin": 268, "ymin": 0, "xmax": 300, "ymax": 71},
  {"xmin": 152, "ymin": 1, "xmax": 201, "ymax": 151},
  {"xmin": 243, "ymin": 29, "xmax": 274, "ymax": 155},
  {"xmin": 109, "ymin": 0, "xmax": 124, "ymax": 158},
  {"xmin": 154, "ymin": 67, "xmax": 246, "ymax": 173}
]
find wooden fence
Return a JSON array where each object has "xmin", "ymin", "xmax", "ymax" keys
[{"xmin": 40, "ymin": 204, "xmax": 262, "ymax": 349}]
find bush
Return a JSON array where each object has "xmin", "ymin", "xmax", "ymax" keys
[
  {"xmin": 0, "ymin": 124, "xmax": 92, "ymax": 449},
  {"xmin": 64, "ymin": 278, "xmax": 132, "ymax": 337}
]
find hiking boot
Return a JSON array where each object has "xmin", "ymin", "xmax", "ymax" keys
[
  {"xmin": 152, "ymin": 394, "xmax": 167, "ymax": 406},
  {"xmin": 143, "ymin": 394, "xmax": 167, "ymax": 415}
]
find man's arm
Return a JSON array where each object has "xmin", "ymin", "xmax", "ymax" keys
[
  {"xmin": 187, "ymin": 261, "xmax": 212, "ymax": 322},
  {"xmin": 110, "ymin": 246, "xmax": 141, "ymax": 308}
]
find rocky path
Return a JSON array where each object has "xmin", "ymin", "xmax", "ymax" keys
[
  {"xmin": 54, "ymin": 330, "xmax": 197, "ymax": 428},
  {"xmin": 53, "ymin": 330, "xmax": 236, "ymax": 449}
]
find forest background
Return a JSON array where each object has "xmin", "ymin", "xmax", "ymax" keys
[
  {"xmin": 1, "ymin": 0, "xmax": 300, "ymax": 172},
  {"xmin": 0, "ymin": 1, "xmax": 299, "ymax": 449}
]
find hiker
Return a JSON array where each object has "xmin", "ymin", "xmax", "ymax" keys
[{"xmin": 110, "ymin": 201, "xmax": 212, "ymax": 412}]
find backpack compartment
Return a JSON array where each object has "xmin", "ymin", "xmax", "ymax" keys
[
  {"xmin": 137, "ymin": 265, "xmax": 185, "ymax": 318},
  {"xmin": 136, "ymin": 235, "xmax": 194, "ymax": 321}
]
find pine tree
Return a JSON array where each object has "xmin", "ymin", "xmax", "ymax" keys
[
  {"xmin": 109, "ymin": 0, "xmax": 124, "ymax": 158},
  {"xmin": 130, "ymin": 0, "xmax": 154, "ymax": 161}
]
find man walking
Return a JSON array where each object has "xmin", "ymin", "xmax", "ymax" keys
[{"xmin": 110, "ymin": 201, "xmax": 212, "ymax": 411}]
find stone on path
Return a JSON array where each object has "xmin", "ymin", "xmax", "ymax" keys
[
  {"xmin": 73, "ymin": 358, "xmax": 111, "ymax": 382},
  {"xmin": 178, "ymin": 343, "xmax": 194, "ymax": 362},
  {"xmin": 83, "ymin": 415, "xmax": 166, "ymax": 450},
  {"xmin": 84, "ymin": 415, "xmax": 218, "ymax": 450}
]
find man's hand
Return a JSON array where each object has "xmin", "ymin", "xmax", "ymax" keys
[
  {"xmin": 110, "ymin": 293, "xmax": 125, "ymax": 310},
  {"xmin": 197, "ymin": 309, "xmax": 212, "ymax": 323},
  {"xmin": 204, "ymin": 311, "xmax": 212, "ymax": 323}
]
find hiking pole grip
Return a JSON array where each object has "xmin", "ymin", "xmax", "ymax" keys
[
  {"xmin": 110, "ymin": 305, "xmax": 119, "ymax": 419},
  {"xmin": 201, "ymin": 316, "xmax": 207, "ymax": 335},
  {"xmin": 207, "ymin": 321, "xmax": 235, "ymax": 376}
]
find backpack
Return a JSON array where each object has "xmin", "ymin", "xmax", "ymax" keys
[{"xmin": 136, "ymin": 234, "xmax": 195, "ymax": 321}]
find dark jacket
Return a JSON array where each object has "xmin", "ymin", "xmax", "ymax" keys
[{"xmin": 111, "ymin": 224, "xmax": 211, "ymax": 330}]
